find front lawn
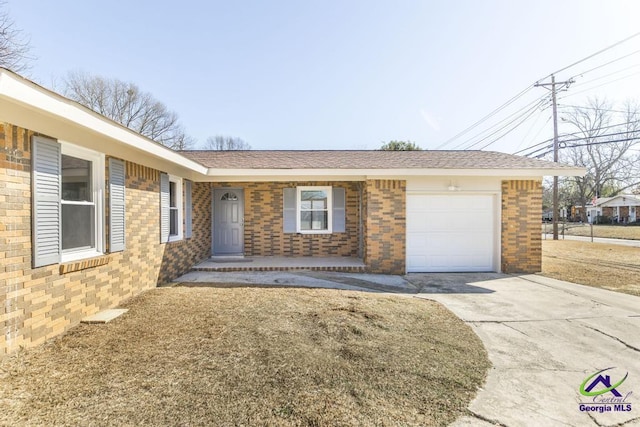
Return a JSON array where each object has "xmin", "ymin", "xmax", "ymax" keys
[
  {"xmin": 542, "ymin": 240, "xmax": 640, "ymax": 297},
  {"xmin": 0, "ymin": 287, "xmax": 489, "ymax": 426}
]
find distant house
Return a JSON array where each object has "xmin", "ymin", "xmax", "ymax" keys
[
  {"xmin": 597, "ymin": 195, "xmax": 640, "ymax": 223},
  {"xmin": 0, "ymin": 68, "xmax": 584, "ymax": 355},
  {"xmin": 577, "ymin": 194, "xmax": 640, "ymax": 223}
]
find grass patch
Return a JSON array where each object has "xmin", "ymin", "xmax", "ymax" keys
[
  {"xmin": 542, "ymin": 240, "xmax": 640, "ymax": 297},
  {"xmin": 542, "ymin": 223, "xmax": 640, "ymax": 240},
  {"xmin": 0, "ymin": 287, "xmax": 489, "ymax": 426}
]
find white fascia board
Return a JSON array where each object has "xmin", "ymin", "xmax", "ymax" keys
[
  {"xmin": 0, "ymin": 71, "xmax": 207, "ymax": 176},
  {"xmin": 204, "ymin": 167, "xmax": 586, "ymax": 181}
]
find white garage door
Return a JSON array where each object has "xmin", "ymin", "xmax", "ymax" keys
[{"xmin": 406, "ymin": 194, "xmax": 497, "ymax": 272}]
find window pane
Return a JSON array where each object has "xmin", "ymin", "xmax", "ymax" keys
[
  {"xmin": 300, "ymin": 211, "xmax": 312, "ymax": 230},
  {"xmin": 312, "ymin": 211, "xmax": 328, "ymax": 230},
  {"xmin": 62, "ymin": 204, "xmax": 95, "ymax": 250},
  {"xmin": 300, "ymin": 211, "xmax": 328, "ymax": 230},
  {"xmin": 169, "ymin": 181, "xmax": 177, "ymax": 208},
  {"xmin": 301, "ymin": 190, "xmax": 327, "ymax": 204},
  {"xmin": 62, "ymin": 155, "xmax": 92, "ymax": 202},
  {"xmin": 311, "ymin": 199, "xmax": 326, "ymax": 210},
  {"xmin": 170, "ymin": 208, "xmax": 178, "ymax": 236}
]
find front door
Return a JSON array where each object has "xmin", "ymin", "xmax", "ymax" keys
[{"xmin": 213, "ymin": 188, "xmax": 244, "ymax": 255}]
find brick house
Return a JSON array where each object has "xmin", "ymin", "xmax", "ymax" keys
[
  {"xmin": 577, "ymin": 195, "xmax": 640, "ymax": 223},
  {"xmin": 0, "ymin": 69, "xmax": 584, "ymax": 355}
]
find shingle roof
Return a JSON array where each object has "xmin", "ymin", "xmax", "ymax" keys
[{"xmin": 179, "ymin": 150, "xmax": 577, "ymax": 170}]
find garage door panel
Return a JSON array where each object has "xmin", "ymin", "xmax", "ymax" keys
[{"xmin": 407, "ymin": 194, "xmax": 496, "ymax": 272}]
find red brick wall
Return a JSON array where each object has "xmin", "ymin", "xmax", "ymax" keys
[
  {"xmin": 501, "ymin": 180, "xmax": 542, "ymax": 273},
  {"xmin": 0, "ymin": 124, "xmax": 210, "ymax": 355}
]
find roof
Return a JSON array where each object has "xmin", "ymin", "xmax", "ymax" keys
[
  {"xmin": 180, "ymin": 149, "xmax": 579, "ymax": 170},
  {"xmin": 0, "ymin": 68, "xmax": 207, "ymax": 178},
  {"xmin": 0, "ymin": 68, "xmax": 584, "ymax": 180},
  {"xmin": 596, "ymin": 194, "xmax": 640, "ymax": 207}
]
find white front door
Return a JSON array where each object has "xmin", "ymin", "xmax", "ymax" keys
[
  {"xmin": 631, "ymin": 207, "xmax": 636, "ymax": 222},
  {"xmin": 406, "ymin": 194, "xmax": 497, "ymax": 272}
]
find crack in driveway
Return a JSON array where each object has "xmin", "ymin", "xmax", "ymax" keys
[
  {"xmin": 467, "ymin": 410, "xmax": 510, "ymax": 427},
  {"xmin": 578, "ymin": 323, "xmax": 640, "ymax": 353}
]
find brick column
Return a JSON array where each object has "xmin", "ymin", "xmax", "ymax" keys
[
  {"xmin": 501, "ymin": 180, "xmax": 542, "ymax": 273},
  {"xmin": 363, "ymin": 179, "xmax": 406, "ymax": 275}
]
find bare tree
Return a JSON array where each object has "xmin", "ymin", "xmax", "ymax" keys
[
  {"xmin": 62, "ymin": 71, "xmax": 193, "ymax": 150},
  {"xmin": 0, "ymin": 2, "xmax": 33, "ymax": 72},
  {"xmin": 559, "ymin": 98, "xmax": 640, "ymax": 220},
  {"xmin": 204, "ymin": 135, "xmax": 251, "ymax": 150}
]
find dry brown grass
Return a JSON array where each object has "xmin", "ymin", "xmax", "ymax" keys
[
  {"xmin": 542, "ymin": 240, "xmax": 640, "ymax": 297},
  {"xmin": 0, "ymin": 287, "xmax": 489, "ymax": 426},
  {"xmin": 542, "ymin": 223, "xmax": 640, "ymax": 240}
]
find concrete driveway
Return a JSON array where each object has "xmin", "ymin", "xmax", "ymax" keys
[{"xmin": 410, "ymin": 273, "xmax": 640, "ymax": 427}]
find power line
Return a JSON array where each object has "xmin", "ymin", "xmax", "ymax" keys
[
  {"xmin": 434, "ymin": 85, "xmax": 533, "ymax": 149},
  {"xmin": 558, "ymin": 69, "xmax": 640, "ymax": 100},
  {"xmin": 452, "ymin": 95, "xmax": 549, "ymax": 150},
  {"xmin": 567, "ymin": 136, "xmax": 639, "ymax": 149},
  {"xmin": 558, "ymin": 104, "xmax": 637, "ymax": 114},
  {"xmin": 558, "ymin": 118, "xmax": 640, "ymax": 136},
  {"xmin": 546, "ymin": 31, "xmax": 640, "ymax": 77},
  {"xmin": 515, "ymin": 118, "xmax": 640, "ymax": 156},
  {"xmin": 476, "ymin": 101, "xmax": 547, "ymax": 150},
  {"xmin": 513, "ymin": 134, "xmax": 554, "ymax": 155},
  {"xmin": 567, "ymin": 49, "xmax": 640, "ymax": 80},
  {"xmin": 568, "ymin": 63, "xmax": 640, "ymax": 89},
  {"xmin": 557, "ymin": 128, "xmax": 640, "ymax": 145},
  {"xmin": 525, "ymin": 144, "xmax": 555, "ymax": 158},
  {"xmin": 514, "ymin": 109, "xmax": 550, "ymax": 152}
]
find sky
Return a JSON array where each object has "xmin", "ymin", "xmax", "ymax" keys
[{"xmin": 6, "ymin": 1, "xmax": 640, "ymax": 153}]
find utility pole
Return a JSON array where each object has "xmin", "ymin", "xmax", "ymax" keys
[{"xmin": 535, "ymin": 74, "xmax": 573, "ymax": 240}]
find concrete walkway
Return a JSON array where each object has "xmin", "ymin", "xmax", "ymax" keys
[
  {"xmin": 412, "ymin": 273, "xmax": 640, "ymax": 427},
  {"xmin": 175, "ymin": 270, "xmax": 417, "ymax": 293}
]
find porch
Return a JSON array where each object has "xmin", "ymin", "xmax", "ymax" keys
[{"xmin": 192, "ymin": 256, "xmax": 366, "ymax": 272}]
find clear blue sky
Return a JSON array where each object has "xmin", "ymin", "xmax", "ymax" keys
[{"xmin": 7, "ymin": 1, "xmax": 640, "ymax": 152}]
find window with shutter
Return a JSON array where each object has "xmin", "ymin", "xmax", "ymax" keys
[
  {"xmin": 161, "ymin": 174, "xmax": 183, "ymax": 242},
  {"xmin": 160, "ymin": 173, "xmax": 170, "ymax": 243},
  {"xmin": 109, "ymin": 158, "xmax": 126, "ymax": 252},
  {"xmin": 32, "ymin": 137, "xmax": 61, "ymax": 267},
  {"xmin": 32, "ymin": 138, "xmax": 105, "ymax": 266},
  {"xmin": 185, "ymin": 180, "xmax": 192, "ymax": 239}
]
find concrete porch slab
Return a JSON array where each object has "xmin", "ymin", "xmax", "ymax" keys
[
  {"xmin": 192, "ymin": 256, "xmax": 366, "ymax": 272},
  {"xmin": 81, "ymin": 309, "xmax": 128, "ymax": 324}
]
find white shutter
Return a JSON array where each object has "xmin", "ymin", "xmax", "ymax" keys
[
  {"xmin": 160, "ymin": 173, "xmax": 170, "ymax": 243},
  {"xmin": 332, "ymin": 187, "xmax": 346, "ymax": 232},
  {"xmin": 185, "ymin": 180, "xmax": 193, "ymax": 239},
  {"xmin": 109, "ymin": 158, "xmax": 126, "ymax": 252},
  {"xmin": 283, "ymin": 188, "xmax": 296, "ymax": 233},
  {"xmin": 32, "ymin": 137, "xmax": 61, "ymax": 267}
]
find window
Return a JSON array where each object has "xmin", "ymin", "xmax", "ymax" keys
[
  {"xmin": 297, "ymin": 186, "xmax": 332, "ymax": 233},
  {"xmin": 60, "ymin": 144, "xmax": 104, "ymax": 262},
  {"xmin": 32, "ymin": 137, "xmax": 106, "ymax": 267},
  {"xmin": 220, "ymin": 192, "xmax": 238, "ymax": 201},
  {"xmin": 168, "ymin": 175, "xmax": 183, "ymax": 241}
]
